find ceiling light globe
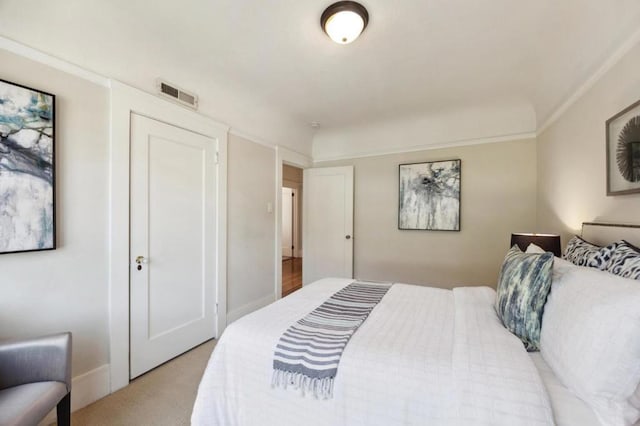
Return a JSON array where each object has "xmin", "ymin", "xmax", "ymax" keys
[
  {"xmin": 321, "ymin": 1, "xmax": 369, "ymax": 45},
  {"xmin": 325, "ymin": 11, "xmax": 365, "ymax": 44}
]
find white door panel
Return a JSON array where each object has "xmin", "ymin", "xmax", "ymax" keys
[
  {"xmin": 282, "ymin": 188, "xmax": 293, "ymax": 258},
  {"xmin": 303, "ymin": 166, "xmax": 353, "ymax": 284},
  {"xmin": 130, "ymin": 113, "xmax": 217, "ymax": 378}
]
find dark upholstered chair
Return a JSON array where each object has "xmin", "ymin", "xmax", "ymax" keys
[{"xmin": 0, "ymin": 332, "xmax": 72, "ymax": 426}]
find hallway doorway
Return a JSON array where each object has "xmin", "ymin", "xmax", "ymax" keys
[
  {"xmin": 282, "ymin": 164, "xmax": 303, "ymax": 296},
  {"xmin": 282, "ymin": 257, "xmax": 302, "ymax": 296}
]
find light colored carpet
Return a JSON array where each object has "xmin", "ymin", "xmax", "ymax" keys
[{"xmin": 67, "ymin": 339, "xmax": 216, "ymax": 426}]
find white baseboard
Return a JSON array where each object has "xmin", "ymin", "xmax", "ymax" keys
[
  {"xmin": 40, "ymin": 364, "xmax": 110, "ymax": 424},
  {"xmin": 227, "ymin": 294, "xmax": 275, "ymax": 324}
]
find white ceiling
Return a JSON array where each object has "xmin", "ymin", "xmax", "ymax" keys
[{"xmin": 1, "ymin": 0, "xmax": 640, "ymax": 155}]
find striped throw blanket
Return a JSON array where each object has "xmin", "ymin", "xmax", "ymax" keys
[{"xmin": 272, "ymin": 281, "xmax": 392, "ymax": 399}]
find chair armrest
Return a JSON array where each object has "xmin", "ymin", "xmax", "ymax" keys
[{"xmin": 0, "ymin": 332, "xmax": 71, "ymax": 392}]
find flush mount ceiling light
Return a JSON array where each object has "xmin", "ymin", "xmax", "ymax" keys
[{"xmin": 321, "ymin": 1, "xmax": 369, "ymax": 44}]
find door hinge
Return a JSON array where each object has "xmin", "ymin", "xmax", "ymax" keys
[
  {"xmin": 215, "ymin": 303, "xmax": 218, "ymax": 314},
  {"xmin": 215, "ymin": 152, "xmax": 219, "ymax": 164}
]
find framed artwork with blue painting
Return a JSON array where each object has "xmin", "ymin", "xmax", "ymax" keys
[
  {"xmin": 0, "ymin": 79, "xmax": 55, "ymax": 254},
  {"xmin": 398, "ymin": 159, "xmax": 461, "ymax": 231}
]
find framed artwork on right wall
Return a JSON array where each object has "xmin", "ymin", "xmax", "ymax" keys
[{"xmin": 606, "ymin": 98, "xmax": 640, "ymax": 195}]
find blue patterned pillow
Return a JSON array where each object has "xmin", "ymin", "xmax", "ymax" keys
[
  {"xmin": 495, "ymin": 246, "xmax": 554, "ymax": 351},
  {"xmin": 590, "ymin": 241, "xmax": 620, "ymax": 271},
  {"xmin": 563, "ymin": 235, "xmax": 602, "ymax": 268},
  {"xmin": 601, "ymin": 240, "xmax": 640, "ymax": 280}
]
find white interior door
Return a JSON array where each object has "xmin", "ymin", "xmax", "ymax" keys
[
  {"xmin": 303, "ymin": 166, "xmax": 354, "ymax": 284},
  {"xmin": 282, "ymin": 188, "xmax": 293, "ymax": 258},
  {"xmin": 130, "ymin": 113, "xmax": 217, "ymax": 379}
]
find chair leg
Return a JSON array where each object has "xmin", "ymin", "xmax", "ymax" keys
[{"xmin": 57, "ymin": 392, "xmax": 71, "ymax": 426}]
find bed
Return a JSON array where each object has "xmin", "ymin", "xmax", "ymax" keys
[{"xmin": 192, "ymin": 223, "xmax": 640, "ymax": 426}]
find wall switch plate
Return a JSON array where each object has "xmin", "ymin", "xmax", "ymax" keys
[{"xmin": 267, "ymin": 202, "xmax": 273, "ymax": 214}]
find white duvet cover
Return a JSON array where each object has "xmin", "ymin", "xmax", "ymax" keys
[{"xmin": 192, "ymin": 278, "xmax": 554, "ymax": 426}]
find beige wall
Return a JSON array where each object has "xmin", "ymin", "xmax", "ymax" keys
[
  {"xmin": 319, "ymin": 139, "xmax": 537, "ymax": 288},
  {"xmin": 0, "ymin": 50, "xmax": 282, "ymax": 387},
  {"xmin": 227, "ymin": 134, "xmax": 276, "ymax": 318},
  {"xmin": 0, "ymin": 50, "xmax": 110, "ymax": 375},
  {"xmin": 537, "ymin": 42, "xmax": 640, "ymax": 245}
]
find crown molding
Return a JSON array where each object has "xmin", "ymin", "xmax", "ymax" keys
[
  {"xmin": 228, "ymin": 128, "xmax": 277, "ymax": 150},
  {"xmin": 537, "ymin": 27, "xmax": 640, "ymax": 135},
  {"xmin": 313, "ymin": 132, "xmax": 536, "ymax": 163},
  {"xmin": 228, "ymin": 128, "xmax": 312, "ymax": 162},
  {"xmin": 1, "ymin": 36, "xmax": 313, "ymax": 155},
  {"xmin": 5, "ymin": 28, "xmax": 640, "ymax": 159},
  {"xmin": 0, "ymin": 35, "xmax": 110, "ymax": 87}
]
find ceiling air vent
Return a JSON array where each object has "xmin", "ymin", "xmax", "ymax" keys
[{"xmin": 157, "ymin": 79, "xmax": 198, "ymax": 110}]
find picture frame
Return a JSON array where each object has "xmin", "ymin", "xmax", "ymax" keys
[
  {"xmin": 398, "ymin": 159, "xmax": 461, "ymax": 231},
  {"xmin": 606, "ymin": 98, "xmax": 640, "ymax": 195},
  {"xmin": 0, "ymin": 78, "xmax": 56, "ymax": 254}
]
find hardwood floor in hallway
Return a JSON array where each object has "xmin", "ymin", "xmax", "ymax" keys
[{"xmin": 282, "ymin": 257, "xmax": 302, "ymax": 297}]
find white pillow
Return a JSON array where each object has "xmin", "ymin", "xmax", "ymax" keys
[
  {"xmin": 540, "ymin": 260, "xmax": 640, "ymax": 425},
  {"xmin": 525, "ymin": 243, "xmax": 546, "ymax": 254}
]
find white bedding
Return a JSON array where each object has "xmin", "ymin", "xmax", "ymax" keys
[
  {"xmin": 192, "ymin": 278, "xmax": 559, "ymax": 425},
  {"xmin": 530, "ymin": 353, "xmax": 600, "ymax": 426}
]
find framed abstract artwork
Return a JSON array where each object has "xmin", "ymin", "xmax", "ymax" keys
[
  {"xmin": 0, "ymin": 78, "xmax": 55, "ymax": 254},
  {"xmin": 607, "ymin": 99, "xmax": 640, "ymax": 195},
  {"xmin": 398, "ymin": 159, "xmax": 461, "ymax": 231}
]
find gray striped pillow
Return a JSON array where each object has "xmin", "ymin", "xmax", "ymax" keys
[{"xmin": 495, "ymin": 245, "xmax": 554, "ymax": 351}]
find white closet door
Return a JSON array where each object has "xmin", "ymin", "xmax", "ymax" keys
[
  {"xmin": 129, "ymin": 113, "xmax": 217, "ymax": 378},
  {"xmin": 303, "ymin": 166, "xmax": 354, "ymax": 284}
]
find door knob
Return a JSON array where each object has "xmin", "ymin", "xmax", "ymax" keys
[
  {"xmin": 135, "ymin": 256, "xmax": 148, "ymax": 264},
  {"xmin": 345, "ymin": 235, "xmax": 351, "ymax": 240}
]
